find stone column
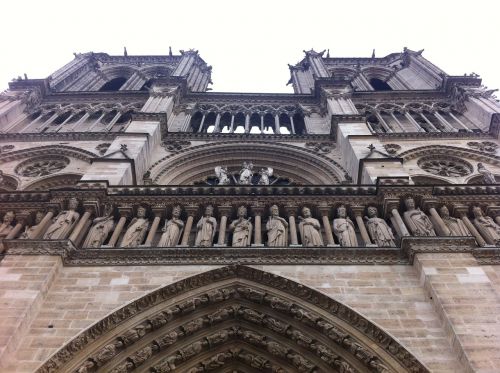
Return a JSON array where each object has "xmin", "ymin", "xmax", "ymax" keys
[
  {"xmin": 229, "ymin": 114, "xmax": 235, "ymax": 133},
  {"xmin": 69, "ymin": 206, "xmax": 94, "ymax": 243},
  {"xmin": 245, "ymin": 114, "xmax": 250, "ymax": 134},
  {"xmin": 197, "ymin": 114, "xmax": 206, "ymax": 133},
  {"xmin": 274, "ymin": 114, "xmax": 280, "ymax": 134},
  {"xmin": 419, "ymin": 113, "xmax": 439, "ymax": 132},
  {"xmin": 216, "ymin": 205, "xmax": 232, "ymax": 246},
  {"xmin": 428, "ymin": 206, "xmax": 451, "ymax": 236},
  {"xmin": 260, "ymin": 115, "xmax": 264, "ymax": 133},
  {"xmin": 144, "ymin": 208, "xmax": 163, "ymax": 247},
  {"xmin": 214, "ymin": 113, "xmax": 221, "ymax": 133},
  {"xmin": 30, "ymin": 210, "xmax": 54, "ymax": 239},
  {"xmin": 107, "ymin": 208, "xmax": 130, "ymax": 247},
  {"xmin": 251, "ymin": 206, "xmax": 264, "ymax": 247},
  {"xmin": 5, "ymin": 212, "xmax": 29, "ymax": 240},
  {"xmin": 289, "ymin": 115, "xmax": 296, "ymax": 134},
  {"xmin": 180, "ymin": 206, "xmax": 197, "ymax": 246},
  {"xmin": 391, "ymin": 208, "xmax": 410, "ymax": 237},
  {"xmin": 319, "ymin": 205, "xmax": 335, "ymax": 246},
  {"xmin": 351, "ymin": 206, "xmax": 372, "ymax": 246},
  {"xmin": 454, "ymin": 206, "xmax": 486, "ymax": 247},
  {"xmin": 285, "ymin": 206, "xmax": 299, "ymax": 246}
]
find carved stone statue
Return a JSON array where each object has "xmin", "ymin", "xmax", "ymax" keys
[
  {"xmin": 365, "ymin": 206, "xmax": 396, "ymax": 247},
  {"xmin": 472, "ymin": 206, "xmax": 500, "ymax": 244},
  {"xmin": 239, "ymin": 161, "xmax": 254, "ymax": 185},
  {"xmin": 229, "ymin": 206, "xmax": 252, "ymax": 247},
  {"xmin": 20, "ymin": 211, "xmax": 45, "ymax": 239},
  {"xmin": 258, "ymin": 167, "xmax": 273, "ymax": 185},
  {"xmin": 298, "ymin": 206, "xmax": 323, "ymax": 246},
  {"xmin": 214, "ymin": 166, "xmax": 230, "ymax": 185},
  {"xmin": 402, "ymin": 197, "xmax": 436, "ymax": 236},
  {"xmin": 477, "ymin": 163, "xmax": 496, "ymax": 184},
  {"xmin": 333, "ymin": 205, "xmax": 358, "ymax": 246},
  {"xmin": 43, "ymin": 198, "xmax": 80, "ymax": 239},
  {"xmin": 195, "ymin": 205, "xmax": 217, "ymax": 247},
  {"xmin": 439, "ymin": 206, "xmax": 470, "ymax": 236},
  {"xmin": 266, "ymin": 205, "xmax": 288, "ymax": 246},
  {"xmin": 83, "ymin": 205, "xmax": 115, "ymax": 248},
  {"xmin": 158, "ymin": 205, "xmax": 184, "ymax": 247},
  {"xmin": 0, "ymin": 211, "xmax": 15, "ymax": 239},
  {"xmin": 121, "ymin": 206, "xmax": 149, "ymax": 247}
]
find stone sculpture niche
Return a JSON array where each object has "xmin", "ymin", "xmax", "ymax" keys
[
  {"xmin": 43, "ymin": 198, "xmax": 80, "ymax": 240},
  {"xmin": 332, "ymin": 205, "xmax": 358, "ymax": 246}
]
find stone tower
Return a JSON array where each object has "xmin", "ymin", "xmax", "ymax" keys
[{"xmin": 0, "ymin": 47, "xmax": 499, "ymax": 372}]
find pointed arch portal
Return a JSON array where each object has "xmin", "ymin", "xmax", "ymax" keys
[{"xmin": 36, "ymin": 266, "xmax": 428, "ymax": 373}]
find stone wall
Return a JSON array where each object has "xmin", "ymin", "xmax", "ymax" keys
[{"xmin": 1, "ymin": 257, "xmax": 488, "ymax": 372}]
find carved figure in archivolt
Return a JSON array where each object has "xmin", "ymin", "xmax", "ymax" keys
[
  {"xmin": 195, "ymin": 205, "xmax": 217, "ymax": 247},
  {"xmin": 20, "ymin": 211, "xmax": 44, "ymax": 239},
  {"xmin": 477, "ymin": 163, "xmax": 496, "ymax": 184},
  {"xmin": 298, "ymin": 206, "xmax": 323, "ymax": 247},
  {"xmin": 229, "ymin": 206, "xmax": 252, "ymax": 247},
  {"xmin": 403, "ymin": 197, "xmax": 436, "ymax": 236},
  {"xmin": 214, "ymin": 166, "xmax": 230, "ymax": 185},
  {"xmin": 365, "ymin": 206, "xmax": 396, "ymax": 247},
  {"xmin": 0, "ymin": 211, "xmax": 15, "ymax": 239},
  {"xmin": 439, "ymin": 206, "xmax": 470, "ymax": 236},
  {"xmin": 121, "ymin": 206, "xmax": 149, "ymax": 247},
  {"xmin": 333, "ymin": 205, "xmax": 358, "ymax": 246},
  {"xmin": 158, "ymin": 205, "xmax": 184, "ymax": 247},
  {"xmin": 472, "ymin": 206, "xmax": 500, "ymax": 245},
  {"xmin": 43, "ymin": 198, "xmax": 80, "ymax": 239},
  {"xmin": 258, "ymin": 167, "xmax": 273, "ymax": 185},
  {"xmin": 266, "ymin": 205, "xmax": 288, "ymax": 246},
  {"xmin": 83, "ymin": 205, "xmax": 115, "ymax": 248},
  {"xmin": 239, "ymin": 161, "xmax": 254, "ymax": 185}
]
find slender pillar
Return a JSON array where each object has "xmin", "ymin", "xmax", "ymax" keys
[
  {"xmin": 36, "ymin": 112, "xmax": 59, "ymax": 132},
  {"xmin": 69, "ymin": 209, "xmax": 93, "ymax": 243},
  {"xmin": 420, "ymin": 113, "xmax": 439, "ymax": 132},
  {"xmin": 5, "ymin": 216, "xmax": 27, "ymax": 240},
  {"xmin": 286, "ymin": 206, "xmax": 299, "ymax": 246},
  {"xmin": 245, "ymin": 114, "xmax": 250, "ymax": 134},
  {"xmin": 229, "ymin": 114, "xmax": 235, "ymax": 133},
  {"xmin": 428, "ymin": 207, "xmax": 451, "ymax": 236},
  {"xmin": 391, "ymin": 208, "xmax": 410, "ymax": 237},
  {"xmin": 30, "ymin": 210, "xmax": 54, "ymax": 239},
  {"xmin": 434, "ymin": 112, "xmax": 456, "ymax": 132},
  {"xmin": 458, "ymin": 211, "xmax": 486, "ymax": 247},
  {"xmin": 274, "ymin": 114, "xmax": 280, "ymax": 134},
  {"xmin": 352, "ymin": 208, "xmax": 372, "ymax": 246},
  {"xmin": 496, "ymin": 216, "xmax": 500, "ymax": 226},
  {"xmin": 105, "ymin": 112, "xmax": 122, "ymax": 132},
  {"xmin": 390, "ymin": 112, "xmax": 405, "ymax": 132},
  {"xmin": 88, "ymin": 112, "xmax": 107, "ymax": 131},
  {"xmin": 252, "ymin": 207, "xmax": 264, "ymax": 246},
  {"xmin": 319, "ymin": 207, "xmax": 335, "ymax": 246},
  {"xmin": 197, "ymin": 114, "xmax": 206, "ymax": 133},
  {"xmin": 404, "ymin": 112, "xmax": 422, "ymax": 132},
  {"xmin": 107, "ymin": 211, "xmax": 128, "ymax": 247},
  {"xmin": 214, "ymin": 113, "xmax": 221, "ymax": 133},
  {"xmin": 144, "ymin": 209, "xmax": 162, "ymax": 246},
  {"xmin": 216, "ymin": 206, "xmax": 232, "ymax": 246},
  {"xmin": 448, "ymin": 112, "xmax": 470, "ymax": 131},
  {"xmin": 180, "ymin": 207, "xmax": 197, "ymax": 246},
  {"xmin": 289, "ymin": 115, "xmax": 296, "ymax": 134},
  {"xmin": 260, "ymin": 115, "xmax": 264, "ymax": 133},
  {"xmin": 70, "ymin": 112, "xmax": 90, "ymax": 131},
  {"xmin": 375, "ymin": 111, "xmax": 392, "ymax": 133}
]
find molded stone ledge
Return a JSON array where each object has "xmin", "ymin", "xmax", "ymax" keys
[{"xmin": 401, "ymin": 236, "xmax": 478, "ymax": 263}]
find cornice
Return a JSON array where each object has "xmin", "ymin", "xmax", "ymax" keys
[
  {"xmin": 163, "ymin": 132, "xmax": 332, "ymax": 142},
  {"xmin": 0, "ymin": 132, "xmax": 147, "ymax": 142},
  {"xmin": 376, "ymin": 131, "xmax": 491, "ymax": 140}
]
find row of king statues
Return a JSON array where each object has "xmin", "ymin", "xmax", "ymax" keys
[{"xmin": 2, "ymin": 197, "xmax": 500, "ymax": 249}]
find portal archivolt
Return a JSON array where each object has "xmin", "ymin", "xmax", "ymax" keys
[{"xmin": 36, "ymin": 266, "xmax": 429, "ymax": 373}]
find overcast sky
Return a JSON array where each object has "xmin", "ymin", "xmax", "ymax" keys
[{"xmin": 1, "ymin": 0, "xmax": 499, "ymax": 94}]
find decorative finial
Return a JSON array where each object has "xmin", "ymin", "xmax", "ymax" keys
[
  {"xmin": 371, "ymin": 49, "xmax": 375, "ymax": 58},
  {"xmin": 124, "ymin": 47, "xmax": 128, "ymax": 57},
  {"xmin": 24, "ymin": 73, "xmax": 28, "ymax": 80},
  {"xmin": 326, "ymin": 49, "xmax": 330, "ymax": 58},
  {"xmin": 169, "ymin": 46, "xmax": 172, "ymax": 56},
  {"xmin": 367, "ymin": 144, "xmax": 375, "ymax": 151}
]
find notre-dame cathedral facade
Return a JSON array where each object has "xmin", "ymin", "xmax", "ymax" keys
[{"xmin": 0, "ymin": 48, "xmax": 499, "ymax": 373}]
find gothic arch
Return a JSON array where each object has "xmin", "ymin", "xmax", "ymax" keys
[
  {"xmin": 150, "ymin": 142, "xmax": 346, "ymax": 185},
  {"xmin": 0, "ymin": 144, "xmax": 97, "ymax": 164},
  {"xmin": 22, "ymin": 173, "xmax": 82, "ymax": 191},
  {"xmin": 399, "ymin": 145, "xmax": 500, "ymax": 165},
  {"xmin": 0, "ymin": 172, "xmax": 19, "ymax": 191},
  {"xmin": 36, "ymin": 266, "xmax": 429, "ymax": 373}
]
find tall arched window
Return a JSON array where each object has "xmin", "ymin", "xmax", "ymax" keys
[
  {"xmin": 99, "ymin": 77, "xmax": 127, "ymax": 92},
  {"xmin": 369, "ymin": 78, "xmax": 392, "ymax": 91}
]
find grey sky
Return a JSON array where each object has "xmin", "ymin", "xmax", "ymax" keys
[{"xmin": 1, "ymin": 0, "xmax": 499, "ymax": 94}]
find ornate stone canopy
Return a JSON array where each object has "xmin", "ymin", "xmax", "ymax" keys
[{"xmin": 36, "ymin": 266, "xmax": 429, "ymax": 373}]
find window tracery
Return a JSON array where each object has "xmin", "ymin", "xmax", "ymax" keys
[
  {"xmin": 417, "ymin": 156, "xmax": 472, "ymax": 177},
  {"xmin": 15, "ymin": 156, "xmax": 70, "ymax": 177}
]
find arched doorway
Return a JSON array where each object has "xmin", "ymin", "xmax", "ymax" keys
[{"xmin": 37, "ymin": 266, "xmax": 429, "ymax": 373}]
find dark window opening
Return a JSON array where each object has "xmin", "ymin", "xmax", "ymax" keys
[
  {"xmin": 52, "ymin": 111, "xmax": 72, "ymax": 125},
  {"xmin": 189, "ymin": 112, "xmax": 204, "ymax": 132},
  {"xmin": 140, "ymin": 79, "xmax": 154, "ymax": 91},
  {"xmin": 292, "ymin": 113, "xmax": 307, "ymax": 135},
  {"xmin": 99, "ymin": 77, "xmax": 127, "ymax": 92},
  {"xmin": 369, "ymin": 78, "xmax": 392, "ymax": 91}
]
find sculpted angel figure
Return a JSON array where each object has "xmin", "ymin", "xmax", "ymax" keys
[
  {"xmin": 121, "ymin": 206, "xmax": 149, "ymax": 247},
  {"xmin": 333, "ymin": 205, "xmax": 358, "ymax": 246},
  {"xmin": 195, "ymin": 205, "xmax": 217, "ymax": 247},
  {"xmin": 239, "ymin": 161, "xmax": 254, "ymax": 185},
  {"xmin": 43, "ymin": 198, "xmax": 80, "ymax": 240},
  {"xmin": 83, "ymin": 204, "xmax": 115, "ymax": 248},
  {"xmin": 472, "ymin": 206, "xmax": 500, "ymax": 245},
  {"xmin": 365, "ymin": 206, "xmax": 396, "ymax": 247},
  {"xmin": 402, "ymin": 197, "xmax": 436, "ymax": 236},
  {"xmin": 0, "ymin": 211, "xmax": 15, "ymax": 240},
  {"xmin": 258, "ymin": 167, "xmax": 273, "ymax": 185},
  {"xmin": 266, "ymin": 205, "xmax": 288, "ymax": 246},
  {"xmin": 158, "ymin": 205, "xmax": 184, "ymax": 247},
  {"xmin": 214, "ymin": 166, "xmax": 230, "ymax": 185},
  {"xmin": 298, "ymin": 206, "xmax": 323, "ymax": 247},
  {"xmin": 477, "ymin": 163, "xmax": 496, "ymax": 184},
  {"xmin": 20, "ymin": 211, "xmax": 45, "ymax": 239},
  {"xmin": 229, "ymin": 206, "xmax": 252, "ymax": 247},
  {"xmin": 439, "ymin": 205, "xmax": 470, "ymax": 236}
]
